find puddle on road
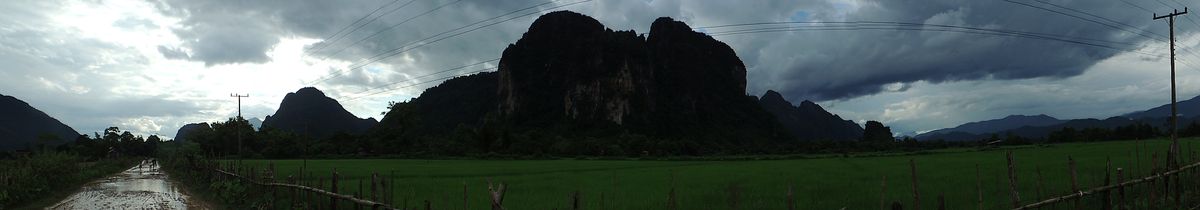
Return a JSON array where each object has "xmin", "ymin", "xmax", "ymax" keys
[{"xmin": 47, "ymin": 159, "xmax": 206, "ymax": 210}]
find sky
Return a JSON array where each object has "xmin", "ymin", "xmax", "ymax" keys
[{"xmin": 2, "ymin": 0, "xmax": 1200, "ymax": 138}]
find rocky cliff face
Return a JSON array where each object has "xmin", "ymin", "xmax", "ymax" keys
[
  {"xmin": 758, "ymin": 90, "xmax": 863, "ymax": 141},
  {"xmin": 497, "ymin": 11, "xmax": 655, "ymax": 125},
  {"xmin": 496, "ymin": 11, "xmax": 777, "ymax": 141},
  {"xmin": 375, "ymin": 11, "xmax": 793, "ymax": 150},
  {"xmin": 262, "ymin": 87, "xmax": 377, "ymax": 138}
]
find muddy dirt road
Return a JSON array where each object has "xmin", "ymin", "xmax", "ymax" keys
[{"xmin": 47, "ymin": 159, "xmax": 208, "ymax": 209}]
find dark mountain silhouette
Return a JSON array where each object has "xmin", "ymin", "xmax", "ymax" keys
[
  {"xmin": 1002, "ymin": 117, "xmax": 1139, "ymax": 138},
  {"xmin": 495, "ymin": 11, "xmax": 788, "ymax": 141},
  {"xmin": 916, "ymin": 117, "xmax": 1120, "ymax": 142},
  {"xmin": 916, "ymin": 94, "xmax": 1200, "ymax": 141},
  {"xmin": 1124, "ymin": 95, "xmax": 1200, "ymax": 119},
  {"xmin": 174, "ymin": 122, "xmax": 211, "ymax": 142},
  {"xmin": 247, "ymin": 117, "xmax": 262, "ymax": 130},
  {"xmin": 376, "ymin": 11, "xmax": 792, "ymax": 151},
  {"xmin": 262, "ymin": 87, "xmax": 377, "ymax": 138},
  {"xmin": 375, "ymin": 71, "xmax": 499, "ymax": 135},
  {"xmin": 0, "ymin": 94, "xmax": 79, "ymax": 150},
  {"xmin": 758, "ymin": 90, "xmax": 862, "ymax": 141},
  {"xmin": 915, "ymin": 114, "xmax": 1062, "ymax": 140}
]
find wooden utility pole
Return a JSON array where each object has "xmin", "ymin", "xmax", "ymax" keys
[
  {"xmin": 231, "ymin": 93, "xmax": 250, "ymax": 118},
  {"xmin": 231, "ymin": 93, "xmax": 249, "ymax": 157},
  {"xmin": 1154, "ymin": 7, "xmax": 1187, "ymax": 173}
]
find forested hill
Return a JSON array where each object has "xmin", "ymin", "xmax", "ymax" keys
[
  {"xmin": 261, "ymin": 87, "xmax": 377, "ymax": 138},
  {"xmin": 0, "ymin": 94, "xmax": 79, "ymax": 150},
  {"xmin": 373, "ymin": 11, "xmax": 796, "ymax": 155}
]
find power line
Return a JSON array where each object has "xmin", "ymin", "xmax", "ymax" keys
[
  {"xmin": 308, "ymin": 0, "xmax": 419, "ymax": 54},
  {"xmin": 1119, "ymin": 0, "xmax": 1155, "ymax": 13},
  {"xmin": 342, "ymin": 0, "xmax": 585, "ymax": 71},
  {"xmin": 340, "ymin": 58, "xmax": 499, "ymax": 100},
  {"xmin": 1004, "ymin": 0, "xmax": 1162, "ymax": 41},
  {"xmin": 701, "ymin": 22, "xmax": 1164, "ymax": 58},
  {"xmin": 704, "ymin": 21, "xmax": 1140, "ymax": 46},
  {"xmin": 1032, "ymin": 0, "xmax": 1166, "ymax": 40},
  {"xmin": 343, "ymin": 67, "xmax": 498, "ymax": 102},
  {"xmin": 1007, "ymin": 0, "xmax": 1200, "ymax": 72},
  {"xmin": 307, "ymin": 0, "xmax": 591, "ymax": 86},
  {"xmin": 309, "ymin": 0, "xmax": 402, "ymax": 52},
  {"xmin": 323, "ymin": 0, "xmax": 466, "ymax": 58}
]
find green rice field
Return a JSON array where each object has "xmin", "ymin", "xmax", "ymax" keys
[{"xmin": 231, "ymin": 138, "xmax": 1200, "ymax": 209}]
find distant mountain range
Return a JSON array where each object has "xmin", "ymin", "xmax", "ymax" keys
[
  {"xmin": 917, "ymin": 95, "xmax": 1200, "ymax": 141},
  {"xmin": 914, "ymin": 114, "xmax": 1063, "ymax": 140},
  {"xmin": 1124, "ymin": 95, "xmax": 1200, "ymax": 119},
  {"xmin": 759, "ymin": 90, "xmax": 863, "ymax": 141},
  {"xmin": 0, "ymin": 94, "xmax": 80, "ymax": 150},
  {"xmin": 261, "ymin": 87, "xmax": 377, "ymax": 138}
]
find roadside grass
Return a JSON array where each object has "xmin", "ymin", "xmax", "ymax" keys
[{"xmin": 0, "ymin": 152, "xmax": 136, "ymax": 209}]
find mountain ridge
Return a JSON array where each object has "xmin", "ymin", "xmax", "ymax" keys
[
  {"xmin": 0, "ymin": 94, "xmax": 80, "ymax": 150},
  {"xmin": 261, "ymin": 87, "xmax": 377, "ymax": 138}
]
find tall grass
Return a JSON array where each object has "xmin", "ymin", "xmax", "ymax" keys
[{"xmin": 0, "ymin": 152, "xmax": 135, "ymax": 209}]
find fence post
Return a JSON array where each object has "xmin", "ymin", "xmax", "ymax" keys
[
  {"xmin": 288, "ymin": 175, "xmax": 296, "ymax": 208},
  {"xmin": 371, "ymin": 173, "xmax": 378, "ymax": 202},
  {"xmin": 319, "ymin": 177, "xmax": 325, "ymax": 209},
  {"xmin": 488, "ymin": 178, "xmax": 507, "ymax": 210},
  {"xmin": 911, "ymin": 158, "xmax": 920, "ymax": 210},
  {"xmin": 571, "ymin": 190, "xmax": 581, "ymax": 210},
  {"xmin": 358, "ymin": 179, "xmax": 364, "ymax": 210},
  {"xmin": 1117, "ymin": 168, "xmax": 1125, "ymax": 210},
  {"xmin": 1151, "ymin": 152, "xmax": 1158, "ymax": 208},
  {"xmin": 1103, "ymin": 157, "xmax": 1112, "ymax": 210},
  {"xmin": 788, "ymin": 185, "xmax": 796, "ymax": 210},
  {"xmin": 463, "ymin": 181, "xmax": 469, "ymax": 210},
  {"xmin": 335, "ymin": 169, "xmax": 343, "ymax": 210},
  {"xmin": 976, "ymin": 164, "xmax": 983, "ymax": 210},
  {"xmin": 937, "ymin": 193, "xmax": 945, "ymax": 210},
  {"xmin": 1008, "ymin": 151, "xmax": 1021, "ymax": 208},
  {"xmin": 1036, "ymin": 166, "xmax": 1045, "ymax": 208},
  {"xmin": 880, "ymin": 175, "xmax": 887, "ymax": 210},
  {"xmin": 1069, "ymin": 156, "xmax": 1080, "ymax": 210}
]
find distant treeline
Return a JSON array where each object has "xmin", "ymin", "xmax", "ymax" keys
[
  {"xmin": 177, "ymin": 116, "xmax": 987, "ymax": 159},
  {"xmin": 1, "ymin": 127, "xmax": 161, "ymax": 160},
  {"xmin": 932, "ymin": 122, "xmax": 1169, "ymax": 145},
  {"xmin": 173, "ymin": 116, "xmax": 1200, "ymax": 159}
]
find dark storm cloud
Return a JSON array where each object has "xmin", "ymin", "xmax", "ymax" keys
[
  {"xmin": 150, "ymin": 0, "xmax": 1174, "ymax": 103},
  {"xmin": 153, "ymin": 0, "xmax": 283, "ymax": 66},
  {"xmin": 736, "ymin": 0, "xmax": 1171, "ymax": 101}
]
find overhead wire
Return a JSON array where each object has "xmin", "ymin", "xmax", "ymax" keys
[
  {"xmin": 323, "ymin": 0, "xmax": 466, "ymax": 58},
  {"xmin": 700, "ymin": 22, "xmax": 1164, "ymax": 58},
  {"xmin": 340, "ymin": 58, "xmax": 499, "ymax": 101},
  {"xmin": 307, "ymin": 0, "xmax": 591, "ymax": 86},
  {"xmin": 308, "ymin": 0, "xmax": 419, "ymax": 54}
]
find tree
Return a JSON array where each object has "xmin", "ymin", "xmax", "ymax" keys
[{"xmin": 863, "ymin": 121, "xmax": 894, "ymax": 142}]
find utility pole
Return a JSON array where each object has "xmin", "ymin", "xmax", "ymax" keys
[
  {"xmin": 1154, "ymin": 10, "xmax": 1187, "ymax": 204},
  {"xmin": 231, "ymin": 93, "xmax": 249, "ymax": 157}
]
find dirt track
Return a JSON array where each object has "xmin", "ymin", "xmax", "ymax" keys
[{"xmin": 46, "ymin": 159, "xmax": 209, "ymax": 210}]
